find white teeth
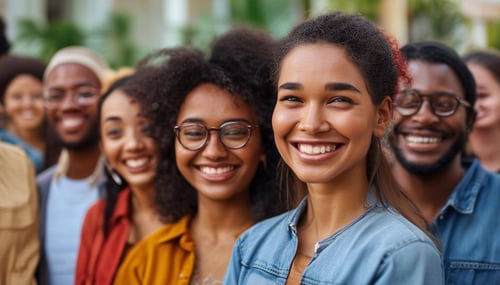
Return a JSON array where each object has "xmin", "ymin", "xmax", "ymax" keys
[
  {"xmin": 298, "ymin": 144, "xmax": 336, "ymax": 155},
  {"xmin": 405, "ymin": 135, "xmax": 442, "ymax": 144},
  {"xmin": 21, "ymin": 111, "xmax": 36, "ymax": 119},
  {"xmin": 61, "ymin": 118, "xmax": 83, "ymax": 128},
  {"xmin": 200, "ymin": 166, "xmax": 234, "ymax": 174},
  {"xmin": 125, "ymin": 158, "xmax": 148, "ymax": 168}
]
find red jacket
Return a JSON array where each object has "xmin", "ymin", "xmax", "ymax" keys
[{"xmin": 75, "ymin": 188, "xmax": 131, "ymax": 285}]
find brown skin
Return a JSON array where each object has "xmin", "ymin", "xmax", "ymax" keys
[
  {"xmin": 274, "ymin": 44, "xmax": 392, "ymax": 282},
  {"xmin": 45, "ymin": 63, "xmax": 102, "ymax": 179},
  {"xmin": 391, "ymin": 61, "xmax": 467, "ymax": 223},
  {"xmin": 100, "ymin": 90, "xmax": 162, "ymax": 243}
]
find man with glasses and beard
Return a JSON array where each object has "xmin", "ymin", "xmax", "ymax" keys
[
  {"xmin": 36, "ymin": 46, "xmax": 110, "ymax": 285},
  {"xmin": 389, "ymin": 41, "xmax": 500, "ymax": 284}
]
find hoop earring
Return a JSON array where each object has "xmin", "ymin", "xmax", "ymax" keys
[
  {"xmin": 105, "ymin": 161, "xmax": 123, "ymax": 185},
  {"xmin": 110, "ymin": 169, "xmax": 123, "ymax": 185}
]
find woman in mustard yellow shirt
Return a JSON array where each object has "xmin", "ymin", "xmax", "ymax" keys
[{"xmin": 113, "ymin": 27, "xmax": 284, "ymax": 284}]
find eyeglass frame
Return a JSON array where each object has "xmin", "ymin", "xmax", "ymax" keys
[
  {"xmin": 173, "ymin": 120, "xmax": 260, "ymax": 151},
  {"xmin": 394, "ymin": 88, "xmax": 471, "ymax": 118},
  {"xmin": 43, "ymin": 85, "xmax": 101, "ymax": 110}
]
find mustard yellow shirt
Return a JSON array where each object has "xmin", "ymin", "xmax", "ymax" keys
[
  {"xmin": 113, "ymin": 215, "xmax": 195, "ymax": 285},
  {"xmin": 113, "ymin": 214, "xmax": 252, "ymax": 285}
]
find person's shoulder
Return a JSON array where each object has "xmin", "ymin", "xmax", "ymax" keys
[
  {"xmin": 36, "ymin": 164, "xmax": 57, "ymax": 183},
  {"xmin": 236, "ymin": 210, "xmax": 292, "ymax": 247},
  {"xmin": 0, "ymin": 142, "xmax": 29, "ymax": 164},
  {"xmin": 362, "ymin": 207, "xmax": 436, "ymax": 249}
]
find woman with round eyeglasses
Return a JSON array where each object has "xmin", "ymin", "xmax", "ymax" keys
[{"xmin": 113, "ymin": 28, "xmax": 284, "ymax": 285}]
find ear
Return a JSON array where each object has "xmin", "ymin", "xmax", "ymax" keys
[{"xmin": 373, "ymin": 97, "xmax": 392, "ymax": 138}]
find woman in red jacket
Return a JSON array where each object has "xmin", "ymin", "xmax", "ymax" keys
[{"xmin": 74, "ymin": 67, "xmax": 166, "ymax": 285}]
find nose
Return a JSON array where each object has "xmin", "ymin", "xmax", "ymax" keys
[
  {"xmin": 124, "ymin": 129, "xmax": 145, "ymax": 151},
  {"xmin": 297, "ymin": 104, "xmax": 330, "ymax": 134},
  {"xmin": 201, "ymin": 130, "xmax": 228, "ymax": 160},
  {"xmin": 411, "ymin": 100, "xmax": 439, "ymax": 124},
  {"xmin": 60, "ymin": 93, "xmax": 79, "ymax": 110}
]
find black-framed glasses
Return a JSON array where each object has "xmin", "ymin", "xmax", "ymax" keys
[
  {"xmin": 394, "ymin": 89, "xmax": 471, "ymax": 117},
  {"xmin": 44, "ymin": 86, "xmax": 101, "ymax": 110},
  {"xmin": 174, "ymin": 120, "xmax": 259, "ymax": 151}
]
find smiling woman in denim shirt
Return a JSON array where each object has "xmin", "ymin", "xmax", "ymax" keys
[{"xmin": 224, "ymin": 12, "xmax": 444, "ymax": 285}]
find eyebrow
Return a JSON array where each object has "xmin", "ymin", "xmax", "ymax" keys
[
  {"xmin": 103, "ymin": 116, "xmax": 122, "ymax": 122},
  {"xmin": 325, "ymin": 82, "xmax": 361, "ymax": 93},
  {"xmin": 279, "ymin": 82, "xmax": 361, "ymax": 94}
]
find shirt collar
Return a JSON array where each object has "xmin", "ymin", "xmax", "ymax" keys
[
  {"xmin": 111, "ymin": 187, "xmax": 132, "ymax": 225},
  {"xmin": 443, "ymin": 160, "xmax": 484, "ymax": 214}
]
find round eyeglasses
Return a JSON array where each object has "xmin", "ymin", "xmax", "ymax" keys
[
  {"xmin": 394, "ymin": 89, "xmax": 471, "ymax": 117},
  {"xmin": 44, "ymin": 86, "xmax": 101, "ymax": 110},
  {"xmin": 174, "ymin": 120, "xmax": 259, "ymax": 151}
]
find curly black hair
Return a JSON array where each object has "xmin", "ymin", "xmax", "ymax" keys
[{"xmin": 137, "ymin": 28, "xmax": 284, "ymax": 223}]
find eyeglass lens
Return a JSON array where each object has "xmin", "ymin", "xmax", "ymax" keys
[
  {"xmin": 45, "ymin": 86, "xmax": 100, "ymax": 109},
  {"xmin": 176, "ymin": 121, "xmax": 253, "ymax": 150},
  {"xmin": 395, "ymin": 90, "xmax": 462, "ymax": 117}
]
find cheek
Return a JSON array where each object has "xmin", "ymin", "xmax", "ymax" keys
[
  {"xmin": 101, "ymin": 142, "xmax": 119, "ymax": 166},
  {"xmin": 272, "ymin": 108, "xmax": 295, "ymax": 140}
]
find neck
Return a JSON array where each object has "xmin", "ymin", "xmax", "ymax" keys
[
  {"xmin": 469, "ymin": 127, "xmax": 500, "ymax": 172},
  {"xmin": 66, "ymin": 145, "xmax": 101, "ymax": 179},
  {"xmin": 193, "ymin": 194, "xmax": 253, "ymax": 239},
  {"xmin": 129, "ymin": 184, "xmax": 163, "ymax": 242},
  {"xmin": 393, "ymin": 157, "xmax": 464, "ymax": 224},
  {"xmin": 303, "ymin": 169, "xmax": 369, "ymax": 241},
  {"xmin": 130, "ymin": 184, "xmax": 155, "ymax": 212}
]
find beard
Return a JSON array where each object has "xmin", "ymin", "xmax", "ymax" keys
[
  {"xmin": 54, "ymin": 119, "xmax": 100, "ymax": 151},
  {"xmin": 389, "ymin": 128, "xmax": 467, "ymax": 176}
]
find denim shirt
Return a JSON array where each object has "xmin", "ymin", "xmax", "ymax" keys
[
  {"xmin": 430, "ymin": 160, "xmax": 500, "ymax": 285},
  {"xmin": 224, "ymin": 198, "xmax": 443, "ymax": 285}
]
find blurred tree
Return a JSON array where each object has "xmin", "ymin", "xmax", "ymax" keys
[
  {"xmin": 326, "ymin": 0, "xmax": 382, "ymax": 21},
  {"xmin": 408, "ymin": 0, "xmax": 468, "ymax": 48},
  {"xmin": 15, "ymin": 19, "xmax": 86, "ymax": 62},
  {"xmin": 95, "ymin": 12, "xmax": 139, "ymax": 68},
  {"xmin": 487, "ymin": 21, "xmax": 500, "ymax": 49}
]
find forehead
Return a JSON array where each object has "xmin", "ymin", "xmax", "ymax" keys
[
  {"xmin": 101, "ymin": 90, "xmax": 140, "ymax": 118},
  {"xmin": 408, "ymin": 60, "xmax": 464, "ymax": 97},
  {"xmin": 45, "ymin": 63, "xmax": 101, "ymax": 89},
  {"xmin": 177, "ymin": 83, "xmax": 257, "ymax": 124},
  {"xmin": 279, "ymin": 43, "xmax": 368, "ymax": 93}
]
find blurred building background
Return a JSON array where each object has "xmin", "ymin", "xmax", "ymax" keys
[{"xmin": 1, "ymin": 0, "xmax": 499, "ymax": 68}]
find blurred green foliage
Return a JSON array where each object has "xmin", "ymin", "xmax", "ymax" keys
[
  {"xmin": 15, "ymin": 12, "xmax": 139, "ymax": 68},
  {"xmin": 326, "ymin": 0, "xmax": 382, "ymax": 21},
  {"xmin": 16, "ymin": 19, "xmax": 86, "ymax": 63},
  {"xmin": 408, "ymin": 0, "xmax": 468, "ymax": 47}
]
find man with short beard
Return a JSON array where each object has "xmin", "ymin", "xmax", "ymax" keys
[
  {"xmin": 36, "ymin": 46, "xmax": 110, "ymax": 285},
  {"xmin": 389, "ymin": 41, "xmax": 500, "ymax": 284}
]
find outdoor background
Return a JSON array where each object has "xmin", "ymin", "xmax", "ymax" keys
[{"xmin": 1, "ymin": 0, "xmax": 499, "ymax": 68}]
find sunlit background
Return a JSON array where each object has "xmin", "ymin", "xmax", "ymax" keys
[{"xmin": 1, "ymin": 0, "xmax": 499, "ymax": 68}]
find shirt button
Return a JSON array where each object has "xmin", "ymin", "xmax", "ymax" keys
[{"xmin": 439, "ymin": 215, "xmax": 444, "ymax": 220}]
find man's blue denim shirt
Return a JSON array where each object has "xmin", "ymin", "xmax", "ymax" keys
[
  {"xmin": 431, "ymin": 159, "xmax": 500, "ymax": 284},
  {"xmin": 224, "ymin": 197, "xmax": 443, "ymax": 285}
]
